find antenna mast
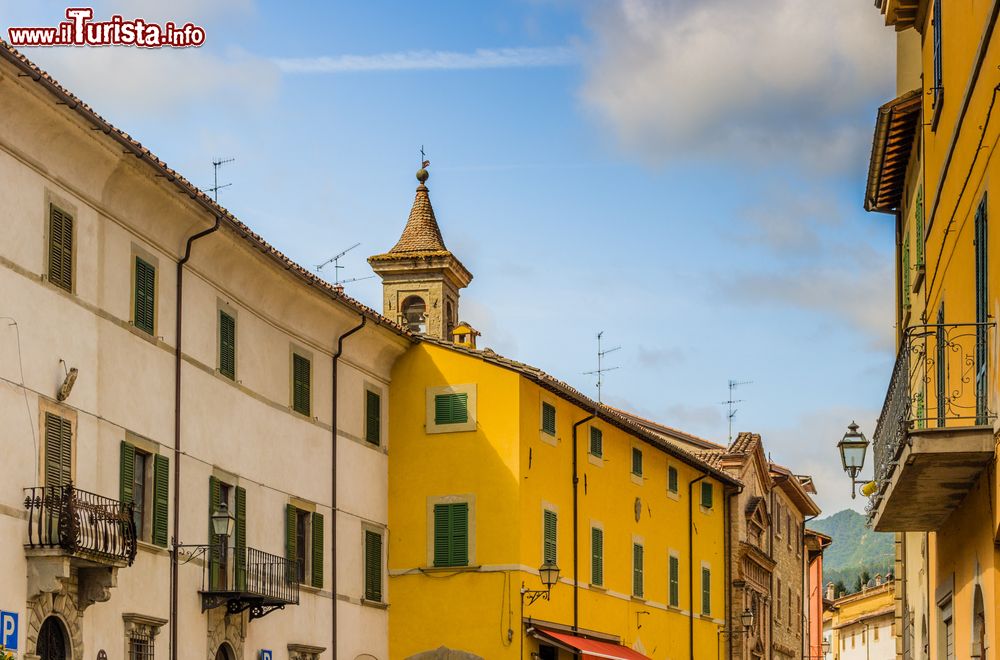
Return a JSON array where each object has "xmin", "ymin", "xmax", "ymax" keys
[
  {"xmin": 207, "ymin": 157, "xmax": 235, "ymax": 202},
  {"xmin": 721, "ymin": 379, "xmax": 752, "ymax": 443},
  {"xmin": 583, "ymin": 331, "xmax": 621, "ymax": 403},
  {"xmin": 316, "ymin": 242, "xmax": 362, "ymax": 286}
]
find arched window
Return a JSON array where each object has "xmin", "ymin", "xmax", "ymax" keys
[
  {"xmin": 446, "ymin": 301, "xmax": 455, "ymax": 339},
  {"xmin": 215, "ymin": 642, "xmax": 236, "ymax": 660},
  {"xmin": 402, "ymin": 296, "xmax": 426, "ymax": 333},
  {"xmin": 37, "ymin": 616, "xmax": 69, "ymax": 660}
]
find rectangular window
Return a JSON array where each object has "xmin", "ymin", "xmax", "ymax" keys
[
  {"xmin": 285, "ymin": 504, "xmax": 323, "ymax": 588},
  {"xmin": 777, "ymin": 577, "xmax": 783, "ymax": 621},
  {"xmin": 632, "ymin": 543, "xmax": 644, "ymax": 598},
  {"xmin": 788, "ymin": 586, "xmax": 793, "ymax": 625},
  {"xmin": 292, "ymin": 353, "xmax": 311, "ymax": 416},
  {"xmin": 932, "ymin": 0, "xmax": 943, "ymax": 111},
  {"xmin": 701, "ymin": 482, "xmax": 713, "ymax": 508},
  {"xmin": 364, "ymin": 529, "xmax": 383, "ymax": 602},
  {"xmin": 669, "ymin": 555, "xmax": 680, "ymax": 607},
  {"xmin": 541, "ymin": 402, "xmax": 556, "ymax": 435},
  {"xmin": 128, "ymin": 629, "xmax": 153, "ymax": 660},
  {"xmin": 591, "ymin": 527, "xmax": 603, "ymax": 587},
  {"xmin": 787, "ymin": 514, "xmax": 792, "ymax": 549},
  {"xmin": 48, "ymin": 204, "xmax": 73, "ymax": 292},
  {"xmin": 133, "ymin": 256, "xmax": 156, "ymax": 335},
  {"xmin": 218, "ymin": 311, "xmax": 236, "ymax": 380},
  {"xmin": 975, "ymin": 195, "xmax": 989, "ymax": 424},
  {"xmin": 668, "ymin": 466, "xmax": 678, "ymax": 494},
  {"xmin": 433, "ymin": 502, "xmax": 469, "ymax": 567},
  {"xmin": 132, "ymin": 450, "xmax": 147, "ymax": 538},
  {"xmin": 543, "ymin": 509, "xmax": 557, "ymax": 564},
  {"xmin": 295, "ymin": 508, "xmax": 309, "ymax": 583},
  {"xmin": 44, "ymin": 412, "xmax": 73, "ymax": 487},
  {"xmin": 589, "ymin": 426, "xmax": 603, "ymax": 457},
  {"xmin": 365, "ymin": 390, "xmax": 381, "ymax": 445},
  {"xmin": 631, "ymin": 447, "xmax": 643, "ymax": 477},
  {"xmin": 701, "ymin": 566, "xmax": 711, "ymax": 615},
  {"xmin": 434, "ymin": 393, "xmax": 469, "ymax": 425}
]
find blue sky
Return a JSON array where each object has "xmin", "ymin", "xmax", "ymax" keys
[{"xmin": 3, "ymin": 0, "xmax": 898, "ymax": 514}]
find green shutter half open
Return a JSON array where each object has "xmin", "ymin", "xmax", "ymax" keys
[
  {"xmin": 120, "ymin": 441, "xmax": 135, "ymax": 507},
  {"xmin": 235, "ymin": 486, "xmax": 246, "ymax": 590},
  {"xmin": 311, "ymin": 512, "xmax": 324, "ymax": 589},
  {"xmin": 286, "ymin": 503, "xmax": 298, "ymax": 579},
  {"xmin": 208, "ymin": 476, "xmax": 221, "ymax": 589},
  {"xmin": 151, "ymin": 454, "xmax": 169, "ymax": 547}
]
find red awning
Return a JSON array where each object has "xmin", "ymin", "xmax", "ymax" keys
[{"xmin": 532, "ymin": 627, "xmax": 652, "ymax": 660}]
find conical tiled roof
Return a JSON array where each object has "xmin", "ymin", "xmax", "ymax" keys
[{"xmin": 387, "ymin": 169, "xmax": 448, "ymax": 254}]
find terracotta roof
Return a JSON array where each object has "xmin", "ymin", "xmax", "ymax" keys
[
  {"xmin": 697, "ymin": 449, "xmax": 726, "ymax": 470},
  {"xmin": 388, "ymin": 175, "xmax": 448, "ymax": 253},
  {"xmin": 608, "ymin": 407, "xmax": 726, "ymax": 450},
  {"xmin": 865, "ymin": 88, "xmax": 921, "ymax": 213},
  {"xmin": 0, "ymin": 40, "xmax": 409, "ymax": 338},
  {"xmin": 418, "ymin": 336, "xmax": 742, "ymax": 488},
  {"xmin": 728, "ymin": 432, "xmax": 761, "ymax": 454}
]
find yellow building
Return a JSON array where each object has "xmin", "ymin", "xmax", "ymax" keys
[
  {"xmin": 377, "ymin": 169, "xmax": 741, "ymax": 660},
  {"xmin": 865, "ymin": 0, "xmax": 999, "ymax": 657},
  {"xmin": 824, "ymin": 579, "xmax": 896, "ymax": 660}
]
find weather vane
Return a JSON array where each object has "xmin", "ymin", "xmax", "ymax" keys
[{"xmin": 420, "ymin": 145, "xmax": 429, "ymax": 169}]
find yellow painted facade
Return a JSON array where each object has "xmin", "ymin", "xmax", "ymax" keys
[
  {"xmin": 867, "ymin": 1, "xmax": 1000, "ymax": 658},
  {"xmin": 824, "ymin": 582, "xmax": 895, "ymax": 660},
  {"xmin": 387, "ymin": 341, "xmax": 735, "ymax": 660}
]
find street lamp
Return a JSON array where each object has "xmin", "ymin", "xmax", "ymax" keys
[
  {"xmin": 718, "ymin": 607, "xmax": 755, "ymax": 659},
  {"xmin": 740, "ymin": 607, "xmax": 754, "ymax": 631},
  {"xmin": 521, "ymin": 561, "xmax": 560, "ymax": 606},
  {"xmin": 838, "ymin": 421, "xmax": 869, "ymax": 499},
  {"xmin": 211, "ymin": 505, "xmax": 235, "ymax": 538}
]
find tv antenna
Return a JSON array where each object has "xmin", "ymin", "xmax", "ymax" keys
[
  {"xmin": 207, "ymin": 157, "xmax": 235, "ymax": 202},
  {"xmin": 316, "ymin": 242, "xmax": 363, "ymax": 286},
  {"xmin": 583, "ymin": 331, "xmax": 621, "ymax": 403},
  {"xmin": 720, "ymin": 379, "xmax": 752, "ymax": 443}
]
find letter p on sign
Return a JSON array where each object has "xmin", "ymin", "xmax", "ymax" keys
[{"xmin": 0, "ymin": 610, "xmax": 18, "ymax": 651}]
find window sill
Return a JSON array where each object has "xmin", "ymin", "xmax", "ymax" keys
[
  {"xmin": 589, "ymin": 583, "xmax": 606, "ymax": 592},
  {"xmin": 631, "ymin": 596, "xmax": 646, "ymax": 603},
  {"xmin": 298, "ymin": 583, "xmax": 323, "ymax": 595},
  {"xmin": 422, "ymin": 565, "xmax": 480, "ymax": 573},
  {"xmin": 137, "ymin": 540, "xmax": 168, "ymax": 555},
  {"xmin": 631, "ymin": 473, "xmax": 643, "ymax": 486},
  {"xmin": 361, "ymin": 598, "xmax": 388, "ymax": 610},
  {"xmin": 699, "ymin": 505, "xmax": 713, "ymax": 514},
  {"xmin": 912, "ymin": 266, "xmax": 925, "ymax": 293},
  {"xmin": 539, "ymin": 431, "xmax": 558, "ymax": 447},
  {"xmin": 667, "ymin": 491, "xmax": 679, "ymax": 501},
  {"xmin": 588, "ymin": 453, "xmax": 604, "ymax": 467}
]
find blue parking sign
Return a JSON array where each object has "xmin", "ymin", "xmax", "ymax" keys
[
  {"xmin": 0, "ymin": 610, "xmax": 18, "ymax": 651},
  {"xmin": 260, "ymin": 651, "xmax": 272, "ymax": 660}
]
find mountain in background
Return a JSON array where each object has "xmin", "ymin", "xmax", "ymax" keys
[{"xmin": 810, "ymin": 509, "xmax": 894, "ymax": 594}]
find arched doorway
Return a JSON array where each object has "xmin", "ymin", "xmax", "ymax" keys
[
  {"xmin": 37, "ymin": 616, "xmax": 69, "ymax": 660},
  {"xmin": 973, "ymin": 585, "xmax": 987, "ymax": 658},
  {"xmin": 215, "ymin": 642, "xmax": 236, "ymax": 660}
]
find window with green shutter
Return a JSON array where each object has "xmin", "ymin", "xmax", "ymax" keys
[
  {"xmin": 701, "ymin": 482, "xmax": 714, "ymax": 508},
  {"xmin": 433, "ymin": 502, "xmax": 469, "ymax": 567},
  {"xmin": 286, "ymin": 503, "xmax": 299, "ymax": 583},
  {"xmin": 311, "ymin": 512, "xmax": 324, "ymax": 588},
  {"xmin": 285, "ymin": 503, "xmax": 323, "ymax": 586},
  {"xmin": 701, "ymin": 566, "xmax": 711, "ymax": 614},
  {"xmin": 133, "ymin": 256, "xmax": 156, "ymax": 335},
  {"xmin": 589, "ymin": 426, "xmax": 602, "ymax": 457},
  {"xmin": 219, "ymin": 311, "xmax": 236, "ymax": 380},
  {"xmin": 915, "ymin": 185, "xmax": 925, "ymax": 267},
  {"xmin": 44, "ymin": 412, "xmax": 72, "ymax": 488},
  {"xmin": 434, "ymin": 393, "xmax": 468, "ymax": 425},
  {"xmin": 541, "ymin": 402, "xmax": 556, "ymax": 435},
  {"xmin": 669, "ymin": 555, "xmax": 680, "ymax": 607},
  {"xmin": 902, "ymin": 237, "xmax": 911, "ymax": 310},
  {"xmin": 975, "ymin": 194, "xmax": 989, "ymax": 424},
  {"xmin": 632, "ymin": 543, "xmax": 644, "ymax": 598},
  {"xmin": 365, "ymin": 390, "xmax": 381, "ymax": 445},
  {"xmin": 292, "ymin": 353, "xmax": 311, "ymax": 416},
  {"xmin": 668, "ymin": 466, "xmax": 679, "ymax": 494},
  {"xmin": 48, "ymin": 204, "xmax": 73, "ymax": 292},
  {"xmin": 591, "ymin": 527, "xmax": 603, "ymax": 587},
  {"xmin": 364, "ymin": 529, "xmax": 383, "ymax": 601},
  {"xmin": 208, "ymin": 477, "xmax": 222, "ymax": 589},
  {"xmin": 631, "ymin": 447, "xmax": 643, "ymax": 477},
  {"xmin": 234, "ymin": 486, "xmax": 247, "ymax": 590},
  {"xmin": 543, "ymin": 509, "xmax": 557, "ymax": 564},
  {"xmin": 152, "ymin": 454, "xmax": 169, "ymax": 547}
]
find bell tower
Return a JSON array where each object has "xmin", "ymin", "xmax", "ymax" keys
[{"xmin": 368, "ymin": 164, "xmax": 472, "ymax": 339}]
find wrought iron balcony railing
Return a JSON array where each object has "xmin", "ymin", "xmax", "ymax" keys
[
  {"xmin": 24, "ymin": 484, "xmax": 137, "ymax": 566},
  {"xmin": 196, "ymin": 545, "xmax": 299, "ymax": 620},
  {"xmin": 868, "ymin": 321, "xmax": 996, "ymax": 517}
]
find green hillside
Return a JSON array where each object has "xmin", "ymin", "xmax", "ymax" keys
[{"xmin": 810, "ymin": 509, "xmax": 894, "ymax": 594}]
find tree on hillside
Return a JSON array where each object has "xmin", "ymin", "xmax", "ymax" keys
[{"xmin": 834, "ymin": 580, "xmax": 847, "ymax": 599}]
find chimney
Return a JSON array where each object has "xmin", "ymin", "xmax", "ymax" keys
[
  {"xmin": 826, "ymin": 582, "xmax": 835, "ymax": 601},
  {"xmin": 875, "ymin": 573, "xmax": 883, "ymax": 587}
]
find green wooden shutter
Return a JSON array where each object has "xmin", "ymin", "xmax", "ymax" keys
[
  {"xmin": 632, "ymin": 447, "xmax": 643, "ymax": 476},
  {"xmin": 292, "ymin": 354, "xmax": 311, "ymax": 415},
  {"xmin": 286, "ymin": 503, "xmax": 299, "ymax": 581},
  {"xmin": 543, "ymin": 510, "xmax": 557, "ymax": 564},
  {"xmin": 44, "ymin": 413, "xmax": 72, "ymax": 488},
  {"xmin": 48, "ymin": 205, "xmax": 73, "ymax": 292},
  {"xmin": 541, "ymin": 402, "xmax": 556, "ymax": 435},
  {"xmin": 234, "ymin": 486, "xmax": 246, "ymax": 590},
  {"xmin": 434, "ymin": 393, "xmax": 469, "ymax": 425},
  {"xmin": 151, "ymin": 454, "xmax": 169, "ymax": 547},
  {"xmin": 668, "ymin": 466, "xmax": 678, "ymax": 493},
  {"xmin": 365, "ymin": 390, "xmax": 381, "ymax": 445},
  {"xmin": 134, "ymin": 257, "xmax": 156, "ymax": 335},
  {"xmin": 208, "ymin": 476, "xmax": 221, "ymax": 589},
  {"xmin": 311, "ymin": 512, "xmax": 324, "ymax": 588},
  {"xmin": 120, "ymin": 441, "xmax": 135, "ymax": 507},
  {"xmin": 701, "ymin": 482, "xmax": 714, "ymax": 508},
  {"xmin": 364, "ymin": 530, "xmax": 382, "ymax": 601},
  {"xmin": 633, "ymin": 543, "xmax": 643, "ymax": 598},
  {"xmin": 669, "ymin": 555, "xmax": 679, "ymax": 606},
  {"xmin": 591, "ymin": 527, "xmax": 603, "ymax": 586},
  {"xmin": 902, "ymin": 238, "xmax": 911, "ymax": 309},
  {"xmin": 702, "ymin": 567, "xmax": 712, "ymax": 614},
  {"xmin": 590, "ymin": 427, "xmax": 602, "ymax": 457},
  {"xmin": 433, "ymin": 503, "xmax": 468, "ymax": 567},
  {"xmin": 219, "ymin": 311, "xmax": 236, "ymax": 380},
  {"xmin": 975, "ymin": 195, "xmax": 989, "ymax": 424},
  {"xmin": 433, "ymin": 504, "xmax": 451, "ymax": 566},
  {"xmin": 915, "ymin": 185, "xmax": 925, "ymax": 267}
]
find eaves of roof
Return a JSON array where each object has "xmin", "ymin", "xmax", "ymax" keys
[{"xmin": 865, "ymin": 89, "xmax": 922, "ymax": 213}]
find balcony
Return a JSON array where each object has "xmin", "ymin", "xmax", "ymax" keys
[
  {"xmin": 196, "ymin": 546, "xmax": 299, "ymax": 620},
  {"xmin": 868, "ymin": 322, "xmax": 996, "ymax": 531},
  {"xmin": 23, "ymin": 484, "xmax": 136, "ymax": 607}
]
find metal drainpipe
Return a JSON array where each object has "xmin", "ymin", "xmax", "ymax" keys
[
  {"xmin": 803, "ymin": 513, "xmax": 818, "ymax": 659},
  {"xmin": 571, "ymin": 413, "xmax": 595, "ymax": 634},
  {"xmin": 724, "ymin": 487, "xmax": 737, "ymax": 660},
  {"xmin": 169, "ymin": 216, "xmax": 220, "ymax": 660},
  {"xmin": 331, "ymin": 316, "xmax": 366, "ymax": 660},
  {"xmin": 688, "ymin": 473, "xmax": 708, "ymax": 660}
]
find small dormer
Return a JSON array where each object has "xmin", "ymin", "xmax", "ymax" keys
[{"xmin": 451, "ymin": 322, "xmax": 480, "ymax": 349}]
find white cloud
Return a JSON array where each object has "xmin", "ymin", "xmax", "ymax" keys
[
  {"xmin": 274, "ymin": 46, "xmax": 576, "ymax": 74},
  {"xmin": 581, "ymin": 0, "xmax": 894, "ymax": 170}
]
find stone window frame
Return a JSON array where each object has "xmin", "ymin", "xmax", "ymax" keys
[
  {"xmin": 129, "ymin": 243, "xmax": 161, "ymax": 339},
  {"xmin": 122, "ymin": 613, "xmax": 167, "ymax": 660},
  {"xmin": 425, "ymin": 383, "xmax": 477, "ymax": 434},
  {"xmin": 426, "ymin": 493, "xmax": 477, "ymax": 568},
  {"xmin": 43, "ymin": 189, "xmax": 79, "ymax": 295}
]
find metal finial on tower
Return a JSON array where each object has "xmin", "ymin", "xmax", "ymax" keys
[
  {"xmin": 583, "ymin": 331, "xmax": 621, "ymax": 403},
  {"xmin": 417, "ymin": 145, "xmax": 430, "ymax": 183},
  {"xmin": 720, "ymin": 379, "xmax": 752, "ymax": 442}
]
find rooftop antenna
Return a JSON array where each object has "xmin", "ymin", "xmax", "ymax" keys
[
  {"xmin": 207, "ymin": 157, "xmax": 235, "ymax": 202},
  {"xmin": 316, "ymin": 242, "xmax": 362, "ymax": 286},
  {"xmin": 720, "ymin": 379, "xmax": 752, "ymax": 443},
  {"xmin": 583, "ymin": 331, "xmax": 621, "ymax": 403}
]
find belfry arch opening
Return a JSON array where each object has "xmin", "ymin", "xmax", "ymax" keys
[{"xmin": 402, "ymin": 296, "xmax": 427, "ymax": 333}]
